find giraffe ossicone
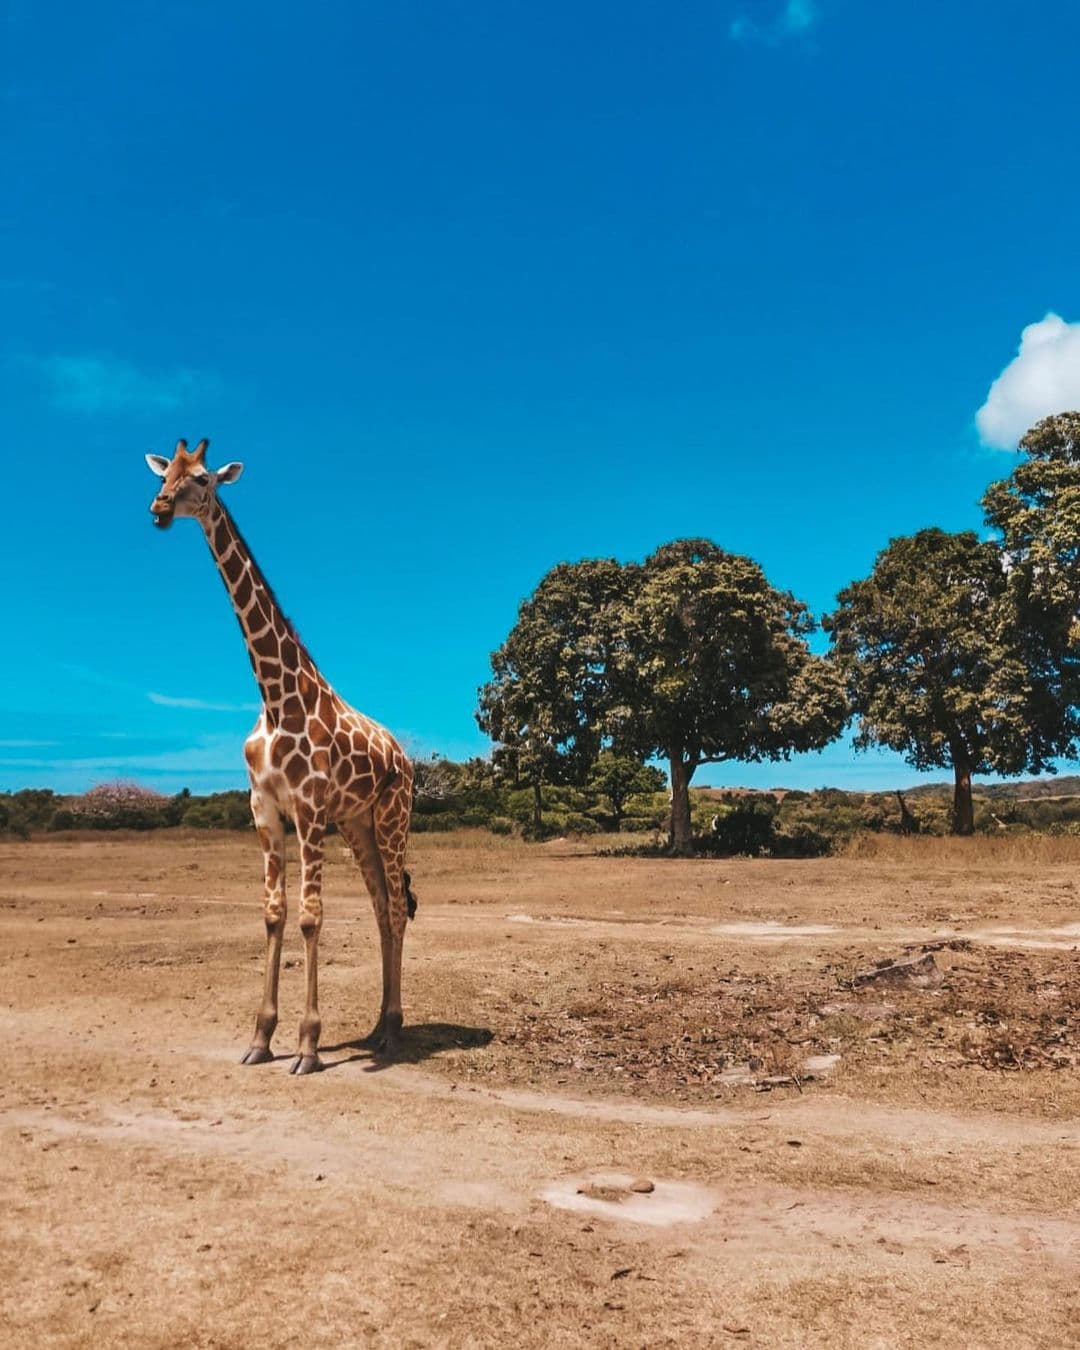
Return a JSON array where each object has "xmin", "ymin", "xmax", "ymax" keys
[{"xmin": 147, "ymin": 437, "xmax": 416, "ymax": 1073}]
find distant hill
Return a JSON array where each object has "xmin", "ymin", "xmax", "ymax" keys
[
  {"xmin": 903, "ymin": 775, "xmax": 1080, "ymax": 801},
  {"xmin": 698, "ymin": 775, "xmax": 1080, "ymax": 802}
]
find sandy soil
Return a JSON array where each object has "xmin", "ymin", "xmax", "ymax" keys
[{"xmin": 2, "ymin": 830, "xmax": 1078, "ymax": 1347}]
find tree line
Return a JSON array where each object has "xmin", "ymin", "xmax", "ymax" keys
[
  {"xmin": 476, "ymin": 413, "xmax": 1080, "ymax": 851},
  {"xmin": 14, "ymin": 769, "xmax": 1080, "ymax": 850}
]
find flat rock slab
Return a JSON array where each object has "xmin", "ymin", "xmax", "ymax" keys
[
  {"xmin": 852, "ymin": 951, "xmax": 942, "ymax": 990},
  {"xmin": 542, "ymin": 1171, "xmax": 716, "ymax": 1227}
]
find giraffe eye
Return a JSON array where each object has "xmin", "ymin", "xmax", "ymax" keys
[{"xmin": 193, "ymin": 473, "xmax": 210, "ymax": 486}]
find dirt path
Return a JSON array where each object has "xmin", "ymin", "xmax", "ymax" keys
[
  {"xmin": 2, "ymin": 832, "xmax": 1078, "ymax": 1347},
  {"xmin": 501, "ymin": 908, "xmax": 1080, "ymax": 951}
]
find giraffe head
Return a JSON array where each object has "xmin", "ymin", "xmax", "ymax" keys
[{"xmin": 146, "ymin": 438, "xmax": 243, "ymax": 529}]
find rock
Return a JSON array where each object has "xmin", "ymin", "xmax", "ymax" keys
[
  {"xmin": 577, "ymin": 1183, "xmax": 626, "ymax": 1203},
  {"xmin": 754, "ymin": 1075, "xmax": 800, "ymax": 1092},
  {"xmin": 629, "ymin": 1178, "xmax": 655, "ymax": 1194},
  {"xmin": 852, "ymin": 952, "xmax": 942, "ymax": 990}
]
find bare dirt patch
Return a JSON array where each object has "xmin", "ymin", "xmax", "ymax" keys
[
  {"xmin": 470, "ymin": 937, "xmax": 1080, "ymax": 1108},
  {"xmin": 2, "ymin": 830, "xmax": 1079, "ymax": 1347}
]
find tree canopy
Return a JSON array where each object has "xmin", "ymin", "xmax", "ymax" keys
[
  {"xmin": 475, "ymin": 559, "xmax": 631, "ymax": 827},
  {"xmin": 614, "ymin": 540, "xmax": 847, "ymax": 852},
  {"xmin": 478, "ymin": 539, "xmax": 847, "ymax": 853},
  {"xmin": 824, "ymin": 527, "xmax": 1063, "ymax": 834},
  {"xmin": 586, "ymin": 751, "xmax": 665, "ymax": 827},
  {"xmin": 982, "ymin": 412, "xmax": 1080, "ymax": 744}
]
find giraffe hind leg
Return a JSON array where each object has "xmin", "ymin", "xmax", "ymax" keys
[
  {"xmin": 338, "ymin": 815, "xmax": 394, "ymax": 1048},
  {"xmin": 372, "ymin": 779, "xmax": 413, "ymax": 1060}
]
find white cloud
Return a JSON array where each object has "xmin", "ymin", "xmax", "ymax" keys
[
  {"xmin": 148, "ymin": 692, "xmax": 259, "ymax": 713},
  {"xmin": 976, "ymin": 313, "xmax": 1080, "ymax": 449},
  {"xmin": 731, "ymin": 0, "xmax": 818, "ymax": 43},
  {"xmin": 35, "ymin": 354, "xmax": 212, "ymax": 414}
]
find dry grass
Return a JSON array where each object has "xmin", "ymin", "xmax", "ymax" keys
[{"xmin": 840, "ymin": 830, "xmax": 1080, "ymax": 864}]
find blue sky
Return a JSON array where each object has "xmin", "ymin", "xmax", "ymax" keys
[{"xmin": 4, "ymin": 0, "xmax": 1080, "ymax": 795}]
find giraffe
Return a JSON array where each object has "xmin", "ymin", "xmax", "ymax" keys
[
  {"xmin": 895, "ymin": 790, "xmax": 920, "ymax": 837},
  {"xmin": 146, "ymin": 438, "xmax": 416, "ymax": 1074}
]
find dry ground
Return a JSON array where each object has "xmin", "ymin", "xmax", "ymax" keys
[{"xmin": 1, "ymin": 829, "xmax": 1079, "ymax": 1348}]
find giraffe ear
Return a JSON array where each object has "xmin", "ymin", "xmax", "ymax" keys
[
  {"xmin": 215, "ymin": 461, "xmax": 244, "ymax": 485},
  {"xmin": 146, "ymin": 453, "xmax": 170, "ymax": 477}
]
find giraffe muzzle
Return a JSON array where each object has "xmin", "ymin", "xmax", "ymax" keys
[{"xmin": 151, "ymin": 499, "xmax": 175, "ymax": 529}]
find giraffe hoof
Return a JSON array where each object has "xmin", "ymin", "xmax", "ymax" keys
[
  {"xmin": 289, "ymin": 1054, "xmax": 323, "ymax": 1076},
  {"xmin": 241, "ymin": 1046, "xmax": 275, "ymax": 1066},
  {"xmin": 374, "ymin": 1012, "xmax": 404, "ymax": 1061}
]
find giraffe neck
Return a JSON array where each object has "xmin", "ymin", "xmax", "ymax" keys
[{"xmin": 200, "ymin": 498, "xmax": 325, "ymax": 720}]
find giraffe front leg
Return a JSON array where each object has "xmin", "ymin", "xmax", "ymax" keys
[
  {"xmin": 242, "ymin": 793, "xmax": 287, "ymax": 1066},
  {"xmin": 290, "ymin": 801, "xmax": 327, "ymax": 1076}
]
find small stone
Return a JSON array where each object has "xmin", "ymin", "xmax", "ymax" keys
[
  {"xmin": 577, "ymin": 1183, "xmax": 626, "ymax": 1203},
  {"xmin": 628, "ymin": 1177, "xmax": 655, "ymax": 1194}
]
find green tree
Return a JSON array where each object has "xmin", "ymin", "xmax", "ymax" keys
[
  {"xmin": 586, "ymin": 751, "xmax": 665, "ymax": 828},
  {"xmin": 824, "ymin": 528, "xmax": 1055, "ymax": 836},
  {"xmin": 982, "ymin": 411, "xmax": 1080, "ymax": 746},
  {"xmin": 477, "ymin": 559, "xmax": 630, "ymax": 831},
  {"xmin": 616, "ymin": 540, "xmax": 847, "ymax": 855}
]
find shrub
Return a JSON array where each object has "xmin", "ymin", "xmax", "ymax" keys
[
  {"xmin": 564, "ymin": 812, "xmax": 600, "ymax": 835},
  {"xmin": 181, "ymin": 791, "xmax": 253, "ymax": 830},
  {"xmin": 0, "ymin": 788, "xmax": 60, "ymax": 836},
  {"xmin": 619, "ymin": 815, "xmax": 658, "ymax": 833},
  {"xmin": 410, "ymin": 812, "xmax": 462, "ymax": 833},
  {"xmin": 772, "ymin": 823, "xmax": 833, "ymax": 858},
  {"xmin": 67, "ymin": 781, "xmax": 172, "ymax": 830},
  {"xmin": 702, "ymin": 798, "xmax": 779, "ymax": 856}
]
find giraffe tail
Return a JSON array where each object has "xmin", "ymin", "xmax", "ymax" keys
[{"xmin": 404, "ymin": 869, "xmax": 418, "ymax": 921}]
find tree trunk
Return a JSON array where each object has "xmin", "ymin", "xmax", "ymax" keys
[
  {"xmin": 532, "ymin": 782, "xmax": 543, "ymax": 832},
  {"xmin": 668, "ymin": 753, "xmax": 695, "ymax": 856},
  {"xmin": 951, "ymin": 758, "xmax": 974, "ymax": 836}
]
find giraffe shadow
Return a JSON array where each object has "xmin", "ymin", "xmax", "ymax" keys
[{"xmin": 318, "ymin": 1022, "xmax": 494, "ymax": 1073}]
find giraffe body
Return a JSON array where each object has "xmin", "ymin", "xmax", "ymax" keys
[{"xmin": 147, "ymin": 438, "xmax": 415, "ymax": 1072}]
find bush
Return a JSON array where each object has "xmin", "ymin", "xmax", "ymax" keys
[
  {"xmin": 0, "ymin": 789, "xmax": 60, "ymax": 836},
  {"xmin": 410, "ymin": 812, "xmax": 462, "ymax": 833},
  {"xmin": 65, "ymin": 781, "xmax": 172, "ymax": 830},
  {"xmin": 702, "ymin": 799, "xmax": 779, "ymax": 856},
  {"xmin": 772, "ymin": 823, "xmax": 833, "ymax": 858},
  {"xmin": 564, "ymin": 812, "xmax": 600, "ymax": 835},
  {"xmin": 181, "ymin": 791, "xmax": 253, "ymax": 830},
  {"xmin": 489, "ymin": 816, "xmax": 515, "ymax": 835}
]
